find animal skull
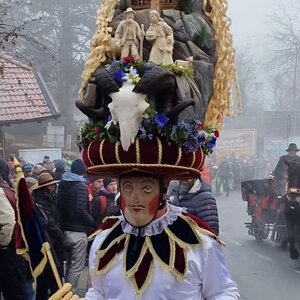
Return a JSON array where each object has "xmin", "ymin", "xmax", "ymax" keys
[{"xmin": 108, "ymin": 81, "xmax": 149, "ymax": 151}]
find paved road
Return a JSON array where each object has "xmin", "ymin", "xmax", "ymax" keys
[{"xmin": 217, "ymin": 190, "xmax": 300, "ymax": 300}]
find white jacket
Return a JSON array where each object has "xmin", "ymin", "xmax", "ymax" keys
[{"xmin": 0, "ymin": 188, "xmax": 15, "ymax": 247}]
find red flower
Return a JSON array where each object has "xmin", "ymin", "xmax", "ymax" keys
[
  {"xmin": 214, "ymin": 130, "xmax": 219, "ymax": 138},
  {"xmin": 123, "ymin": 55, "xmax": 133, "ymax": 63},
  {"xmin": 201, "ymin": 137, "xmax": 206, "ymax": 142},
  {"xmin": 198, "ymin": 123, "xmax": 205, "ymax": 130},
  {"xmin": 94, "ymin": 127, "xmax": 101, "ymax": 135}
]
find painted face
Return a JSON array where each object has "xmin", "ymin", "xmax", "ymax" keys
[{"xmin": 120, "ymin": 175, "xmax": 160, "ymax": 227}]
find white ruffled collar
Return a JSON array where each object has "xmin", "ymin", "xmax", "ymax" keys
[{"xmin": 121, "ymin": 204, "xmax": 182, "ymax": 237}]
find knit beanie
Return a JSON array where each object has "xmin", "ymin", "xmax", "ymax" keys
[
  {"xmin": 54, "ymin": 159, "xmax": 67, "ymax": 172},
  {"xmin": 71, "ymin": 159, "xmax": 86, "ymax": 176},
  {"xmin": 43, "ymin": 160, "xmax": 55, "ymax": 172},
  {"xmin": 103, "ymin": 177, "xmax": 116, "ymax": 188}
]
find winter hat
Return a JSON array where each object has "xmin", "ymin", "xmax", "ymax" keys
[
  {"xmin": 22, "ymin": 164, "xmax": 32, "ymax": 172},
  {"xmin": 54, "ymin": 159, "xmax": 67, "ymax": 172},
  {"xmin": 34, "ymin": 173, "xmax": 60, "ymax": 190},
  {"xmin": 103, "ymin": 177, "xmax": 117, "ymax": 188},
  {"xmin": 71, "ymin": 159, "xmax": 86, "ymax": 176},
  {"xmin": 25, "ymin": 177, "xmax": 38, "ymax": 191},
  {"xmin": 88, "ymin": 174, "xmax": 102, "ymax": 183},
  {"xmin": 43, "ymin": 160, "xmax": 55, "ymax": 172}
]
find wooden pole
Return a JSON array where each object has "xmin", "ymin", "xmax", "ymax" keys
[{"xmin": 44, "ymin": 242, "xmax": 63, "ymax": 289}]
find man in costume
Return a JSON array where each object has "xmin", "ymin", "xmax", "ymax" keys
[
  {"xmin": 274, "ymin": 143, "xmax": 300, "ymax": 195},
  {"xmin": 85, "ymin": 169, "xmax": 239, "ymax": 299}
]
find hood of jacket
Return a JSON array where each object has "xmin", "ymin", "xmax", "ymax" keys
[{"xmin": 62, "ymin": 172, "xmax": 87, "ymax": 183}]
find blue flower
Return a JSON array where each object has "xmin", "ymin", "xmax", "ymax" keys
[
  {"xmin": 113, "ymin": 69, "xmax": 126, "ymax": 85},
  {"xmin": 154, "ymin": 114, "xmax": 169, "ymax": 128}
]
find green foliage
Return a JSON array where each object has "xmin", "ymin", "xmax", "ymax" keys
[{"xmin": 160, "ymin": 64, "xmax": 195, "ymax": 78}]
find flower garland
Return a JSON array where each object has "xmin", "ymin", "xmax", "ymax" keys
[{"xmin": 77, "ymin": 58, "xmax": 218, "ymax": 155}]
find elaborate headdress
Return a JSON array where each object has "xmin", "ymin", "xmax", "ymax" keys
[{"xmin": 76, "ymin": 0, "xmax": 239, "ymax": 180}]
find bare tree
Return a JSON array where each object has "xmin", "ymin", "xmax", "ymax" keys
[
  {"xmin": 266, "ymin": 2, "xmax": 300, "ymax": 133},
  {"xmin": 235, "ymin": 44, "xmax": 257, "ymax": 110}
]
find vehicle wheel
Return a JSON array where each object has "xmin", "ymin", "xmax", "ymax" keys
[{"xmin": 272, "ymin": 228, "xmax": 288, "ymax": 249}]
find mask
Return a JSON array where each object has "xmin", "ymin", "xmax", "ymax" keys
[{"xmin": 120, "ymin": 175, "xmax": 160, "ymax": 228}]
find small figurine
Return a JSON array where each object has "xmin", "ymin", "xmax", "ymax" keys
[
  {"xmin": 146, "ymin": 10, "xmax": 174, "ymax": 65},
  {"xmin": 115, "ymin": 7, "xmax": 143, "ymax": 61}
]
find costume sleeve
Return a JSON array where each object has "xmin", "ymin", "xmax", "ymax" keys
[
  {"xmin": 85, "ymin": 232, "xmax": 107, "ymax": 300},
  {"xmin": 201, "ymin": 237, "xmax": 240, "ymax": 299},
  {"xmin": 0, "ymin": 188, "xmax": 15, "ymax": 246}
]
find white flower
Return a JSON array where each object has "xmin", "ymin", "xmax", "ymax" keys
[{"xmin": 105, "ymin": 120, "xmax": 113, "ymax": 130}]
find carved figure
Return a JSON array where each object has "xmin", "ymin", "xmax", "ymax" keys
[
  {"xmin": 114, "ymin": 7, "xmax": 143, "ymax": 61},
  {"xmin": 146, "ymin": 10, "xmax": 174, "ymax": 65}
]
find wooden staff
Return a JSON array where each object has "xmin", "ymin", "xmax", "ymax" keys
[{"xmin": 44, "ymin": 242, "xmax": 63, "ymax": 289}]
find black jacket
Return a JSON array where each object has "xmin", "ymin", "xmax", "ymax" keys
[
  {"xmin": 177, "ymin": 181, "xmax": 219, "ymax": 235},
  {"xmin": 57, "ymin": 173, "xmax": 94, "ymax": 233},
  {"xmin": 32, "ymin": 188, "xmax": 72, "ymax": 275}
]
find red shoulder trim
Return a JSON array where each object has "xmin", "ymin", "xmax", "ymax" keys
[
  {"xmin": 99, "ymin": 217, "xmax": 120, "ymax": 231},
  {"xmin": 182, "ymin": 212, "xmax": 217, "ymax": 236}
]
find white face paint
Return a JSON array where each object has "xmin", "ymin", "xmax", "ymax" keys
[{"xmin": 108, "ymin": 81, "xmax": 149, "ymax": 151}]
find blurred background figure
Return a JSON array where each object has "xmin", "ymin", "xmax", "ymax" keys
[
  {"xmin": 91, "ymin": 177, "xmax": 120, "ymax": 228},
  {"xmin": 53, "ymin": 159, "xmax": 68, "ymax": 180},
  {"xmin": 168, "ymin": 178, "xmax": 219, "ymax": 235},
  {"xmin": 57, "ymin": 159, "xmax": 94, "ymax": 295},
  {"xmin": 32, "ymin": 172, "xmax": 73, "ymax": 300},
  {"xmin": 22, "ymin": 163, "xmax": 33, "ymax": 178}
]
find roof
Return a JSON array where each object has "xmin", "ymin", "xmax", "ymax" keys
[{"xmin": 0, "ymin": 53, "xmax": 60, "ymax": 125}]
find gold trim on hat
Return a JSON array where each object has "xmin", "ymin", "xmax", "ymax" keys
[
  {"xmin": 175, "ymin": 147, "xmax": 182, "ymax": 166},
  {"xmin": 190, "ymin": 152, "xmax": 196, "ymax": 168},
  {"xmin": 157, "ymin": 137, "xmax": 162, "ymax": 164},
  {"xmin": 99, "ymin": 139, "xmax": 106, "ymax": 164},
  {"xmin": 115, "ymin": 142, "xmax": 121, "ymax": 164},
  {"xmin": 195, "ymin": 151, "xmax": 205, "ymax": 170},
  {"xmin": 135, "ymin": 138, "xmax": 141, "ymax": 164},
  {"xmin": 87, "ymin": 140, "xmax": 95, "ymax": 166}
]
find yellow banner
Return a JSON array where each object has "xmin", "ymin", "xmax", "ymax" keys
[{"xmin": 215, "ymin": 129, "xmax": 256, "ymax": 160}]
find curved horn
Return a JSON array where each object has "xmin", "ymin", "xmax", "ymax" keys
[
  {"xmin": 133, "ymin": 68, "xmax": 176, "ymax": 95},
  {"xmin": 133, "ymin": 68, "xmax": 176, "ymax": 114},
  {"xmin": 75, "ymin": 100, "xmax": 110, "ymax": 121},
  {"xmin": 95, "ymin": 68, "xmax": 120, "ymax": 94}
]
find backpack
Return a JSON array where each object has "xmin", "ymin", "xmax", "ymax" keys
[{"xmin": 91, "ymin": 195, "xmax": 120, "ymax": 227}]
